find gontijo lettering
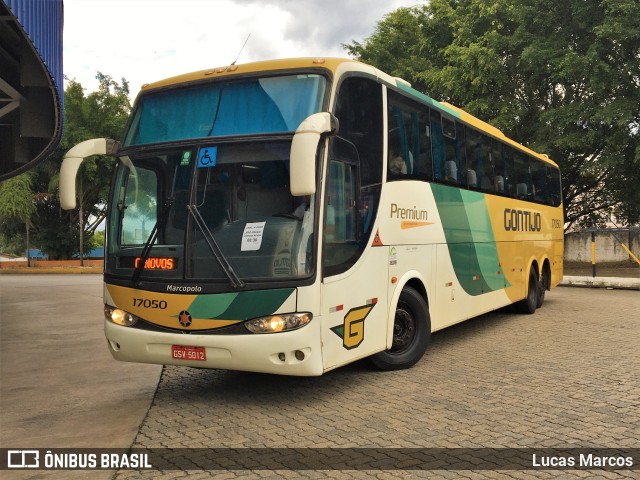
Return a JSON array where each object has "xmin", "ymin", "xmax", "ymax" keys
[{"xmin": 504, "ymin": 208, "xmax": 542, "ymax": 232}]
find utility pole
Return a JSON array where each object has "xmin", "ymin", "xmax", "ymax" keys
[
  {"xmin": 26, "ymin": 222, "xmax": 30, "ymax": 268},
  {"xmin": 79, "ymin": 176, "xmax": 84, "ymax": 267}
]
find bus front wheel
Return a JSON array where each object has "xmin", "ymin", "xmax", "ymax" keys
[{"xmin": 370, "ymin": 286, "xmax": 430, "ymax": 371}]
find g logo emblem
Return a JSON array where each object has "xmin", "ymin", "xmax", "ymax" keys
[{"xmin": 330, "ymin": 304, "xmax": 375, "ymax": 350}]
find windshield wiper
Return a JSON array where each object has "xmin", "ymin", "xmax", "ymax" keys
[{"xmin": 187, "ymin": 204, "xmax": 245, "ymax": 289}]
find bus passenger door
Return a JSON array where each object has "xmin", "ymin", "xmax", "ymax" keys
[{"xmin": 320, "ymin": 157, "xmax": 388, "ymax": 371}]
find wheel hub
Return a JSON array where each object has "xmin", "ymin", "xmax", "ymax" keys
[{"xmin": 391, "ymin": 306, "xmax": 415, "ymax": 353}]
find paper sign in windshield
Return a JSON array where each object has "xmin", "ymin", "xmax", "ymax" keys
[{"xmin": 241, "ymin": 222, "xmax": 266, "ymax": 251}]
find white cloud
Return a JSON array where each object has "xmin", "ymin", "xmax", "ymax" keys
[{"xmin": 63, "ymin": 0, "xmax": 422, "ymax": 97}]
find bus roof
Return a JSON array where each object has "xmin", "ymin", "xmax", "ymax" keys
[
  {"xmin": 139, "ymin": 57, "xmax": 558, "ymax": 169},
  {"xmin": 139, "ymin": 57, "xmax": 359, "ymax": 91}
]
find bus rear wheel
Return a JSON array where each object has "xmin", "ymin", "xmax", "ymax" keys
[
  {"xmin": 370, "ymin": 286, "xmax": 430, "ymax": 371},
  {"xmin": 536, "ymin": 264, "xmax": 550, "ymax": 308},
  {"xmin": 516, "ymin": 268, "xmax": 538, "ymax": 314}
]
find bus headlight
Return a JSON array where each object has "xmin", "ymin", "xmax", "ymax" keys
[
  {"xmin": 104, "ymin": 305, "xmax": 139, "ymax": 327},
  {"xmin": 244, "ymin": 313, "xmax": 312, "ymax": 334}
]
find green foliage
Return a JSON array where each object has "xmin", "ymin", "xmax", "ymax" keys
[
  {"xmin": 0, "ymin": 73, "xmax": 131, "ymax": 259},
  {"xmin": 0, "ymin": 174, "xmax": 35, "ymax": 255},
  {"xmin": 0, "ymin": 173, "xmax": 35, "ymax": 221},
  {"xmin": 91, "ymin": 230, "xmax": 105, "ymax": 249},
  {"xmin": 345, "ymin": 0, "xmax": 640, "ymax": 228}
]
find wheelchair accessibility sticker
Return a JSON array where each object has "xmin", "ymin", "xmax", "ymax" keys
[{"xmin": 197, "ymin": 146, "xmax": 217, "ymax": 168}]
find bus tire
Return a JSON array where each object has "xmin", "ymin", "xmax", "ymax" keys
[
  {"xmin": 370, "ymin": 286, "xmax": 430, "ymax": 371},
  {"xmin": 516, "ymin": 268, "xmax": 538, "ymax": 314},
  {"xmin": 536, "ymin": 264, "xmax": 550, "ymax": 308}
]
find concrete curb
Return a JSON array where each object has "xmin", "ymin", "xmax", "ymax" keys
[{"xmin": 560, "ymin": 275, "xmax": 640, "ymax": 290}]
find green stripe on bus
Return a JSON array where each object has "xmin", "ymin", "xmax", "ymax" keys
[
  {"xmin": 187, "ymin": 292, "xmax": 238, "ymax": 319},
  {"xmin": 461, "ymin": 190, "xmax": 508, "ymax": 292},
  {"xmin": 432, "ymin": 184, "xmax": 508, "ymax": 295},
  {"xmin": 188, "ymin": 288, "xmax": 295, "ymax": 320}
]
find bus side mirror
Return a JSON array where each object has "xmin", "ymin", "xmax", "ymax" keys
[
  {"xmin": 59, "ymin": 138, "xmax": 119, "ymax": 210},
  {"xmin": 290, "ymin": 112, "xmax": 338, "ymax": 196}
]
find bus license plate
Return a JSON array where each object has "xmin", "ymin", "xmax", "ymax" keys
[{"xmin": 171, "ymin": 345, "xmax": 206, "ymax": 361}]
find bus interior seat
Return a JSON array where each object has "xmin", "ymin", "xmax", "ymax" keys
[
  {"xmin": 445, "ymin": 161, "xmax": 457, "ymax": 182},
  {"xmin": 516, "ymin": 183, "xmax": 528, "ymax": 198},
  {"xmin": 242, "ymin": 185, "xmax": 291, "ymax": 218},
  {"xmin": 467, "ymin": 169, "xmax": 477, "ymax": 187},
  {"xmin": 496, "ymin": 176, "xmax": 505, "ymax": 193}
]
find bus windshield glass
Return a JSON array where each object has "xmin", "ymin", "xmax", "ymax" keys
[
  {"xmin": 123, "ymin": 74, "xmax": 327, "ymax": 146},
  {"xmin": 106, "ymin": 141, "xmax": 316, "ymax": 284}
]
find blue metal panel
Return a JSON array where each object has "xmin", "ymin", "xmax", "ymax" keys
[{"xmin": 5, "ymin": 0, "xmax": 64, "ymax": 102}]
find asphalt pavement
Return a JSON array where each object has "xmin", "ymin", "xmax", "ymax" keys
[
  {"xmin": 0, "ymin": 270, "xmax": 637, "ymax": 479},
  {"xmin": 0, "ymin": 274, "xmax": 161, "ymax": 479}
]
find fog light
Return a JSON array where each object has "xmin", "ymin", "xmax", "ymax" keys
[{"xmin": 244, "ymin": 312, "xmax": 312, "ymax": 334}]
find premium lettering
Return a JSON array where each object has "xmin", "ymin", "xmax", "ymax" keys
[{"xmin": 391, "ymin": 203, "xmax": 428, "ymax": 221}]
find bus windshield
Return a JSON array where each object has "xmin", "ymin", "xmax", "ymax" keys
[
  {"xmin": 106, "ymin": 141, "xmax": 316, "ymax": 285},
  {"xmin": 123, "ymin": 74, "xmax": 327, "ymax": 146}
]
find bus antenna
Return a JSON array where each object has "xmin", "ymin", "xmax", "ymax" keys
[{"xmin": 231, "ymin": 33, "xmax": 251, "ymax": 66}]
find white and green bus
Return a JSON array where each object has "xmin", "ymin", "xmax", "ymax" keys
[{"xmin": 60, "ymin": 58, "xmax": 563, "ymax": 376}]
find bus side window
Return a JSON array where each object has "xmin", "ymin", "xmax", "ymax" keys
[
  {"xmin": 386, "ymin": 90, "xmax": 432, "ymax": 181},
  {"xmin": 489, "ymin": 138, "xmax": 501, "ymax": 194},
  {"xmin": 333, "ymin": 77, "xmax": 383, "ymax": 187},
  {"xmin": 431, "ymin": 109, "xmax": 445, "ymax": 182},
  {"xmin": 466, "ymin": 127, "xmax": 492, "ymax": 191},
  {"xmin": 498, "ymin": 146, "xmax": 516, "ymax": 198},
  {"xmin": 434, "ymin": 114, "xmax": 465, "ymax": 186},
  {"xmin": 547, "ymin": 165, "xmax": 562, "ymax": 206},
  {"xmin": 513, "ymin": 151, "xmax": 532, "ymax": 200},
  {"xmin": 530, "ymin": 159, "xmax": 549, "ymax": 204},
  {"xmin": 388, "ymin": 106, "xmax": 409, "ymax": 178},
  {"xmin": 442, "ymin": 116, "xmax": 458, "ymax": 184},
  {"xmin": 419, "ymin": 109, "xmax": 433, "ymax": 180},
  {"xmin": 323, "ymin": 154, "xmax": 359, "ymax": 276},
  {"xmin": 328, "ymin": 76, "xmax": 383, "ymax": 277}
]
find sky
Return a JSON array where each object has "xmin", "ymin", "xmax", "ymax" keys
[{"xmin": 63, "ymin": 0, "xmax": 423, "ymax": 98}]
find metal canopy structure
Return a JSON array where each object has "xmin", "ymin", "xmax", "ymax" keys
[{"xmin": 0, "ymin": 0, "xmax": 63, "ymax": 181}]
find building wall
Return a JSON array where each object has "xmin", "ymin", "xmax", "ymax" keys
[{"xmin": 565, "ymin": 229, "xmax": 640, "ymax": 263}]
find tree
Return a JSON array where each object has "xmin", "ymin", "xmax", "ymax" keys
[
  {"xmin": 11, "ymin": 73, "xmax": 131, "ymax": 259},
  {"xmin": 345, "ymin": 0, "xmax": 640, "ymax": 228},
  {"xmin": 0, "ymin": 173, "xmax": 35, "ymax": 256}
]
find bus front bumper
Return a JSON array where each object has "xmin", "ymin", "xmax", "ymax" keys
[{"xmin": 104, "ymin": 318, "xmax": 324, "ymax": 376}]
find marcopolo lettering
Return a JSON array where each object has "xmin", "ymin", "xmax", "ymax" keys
[
  {"xmin": 166, "ymin": 284, "xmax": 202, "ymax": 293},
  {"xmin": 504, "ymin": 208, "xmax": 542, "ymax": 232}
]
